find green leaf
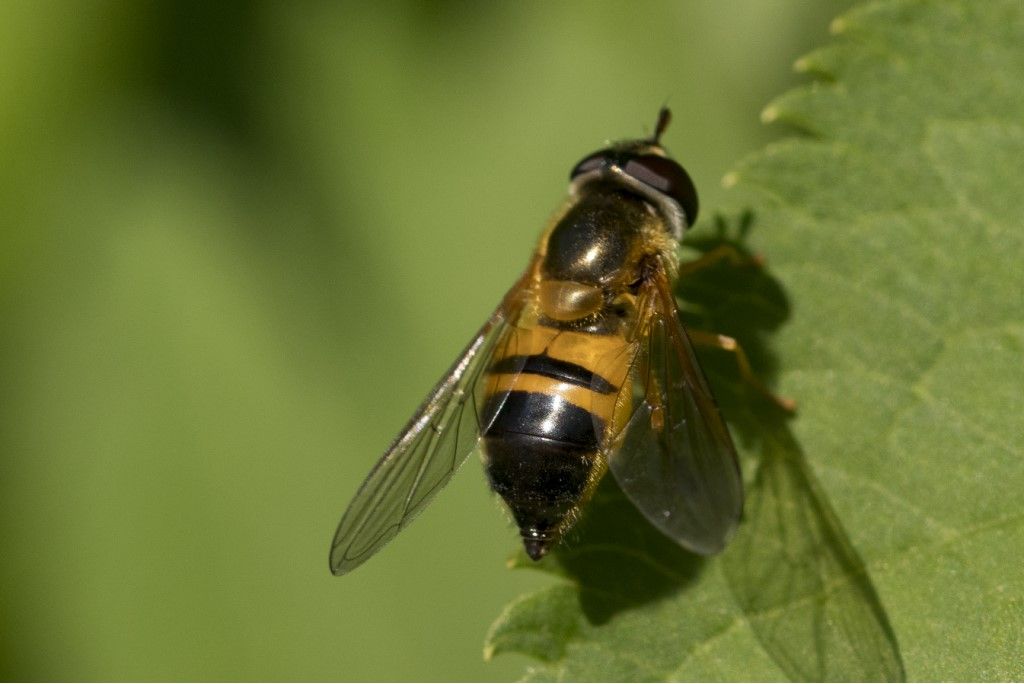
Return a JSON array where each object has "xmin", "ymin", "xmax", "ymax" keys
[{"xmin": 486, "ymin": 0, "xmax": 1024, "ymax": 680}]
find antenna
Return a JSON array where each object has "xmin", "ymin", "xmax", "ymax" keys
[{"xmin": 650, "ymin": 106, "xmax": 672, "ymax": 145}]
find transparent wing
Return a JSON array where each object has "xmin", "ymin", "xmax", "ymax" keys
[
  {"xmin": 329, "ymin": 289, "xmax": 526, "ymax": 576},
  {"xmin": 722, "ymin": 427, "xmax": 905, "ymax": 681},
  {"xmin": 600, "ymin": 269, "xmax": 743, "ymax": 555}
]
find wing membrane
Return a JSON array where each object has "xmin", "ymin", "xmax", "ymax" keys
[
  {"xmin": 600, "ymin": 271, "xmax": 743, "ymax": 555},
  {"xmin": 329, "ymin": 293, "xmax": 524, "ymax": 575},
  {"xmin": 723, "ymin": 427, "xmax": 905, "ymax": 680}
]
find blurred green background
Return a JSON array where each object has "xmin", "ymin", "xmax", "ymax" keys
[{"xmin": 0, "ymin": 1, "xmax": 850, "ymax": 680}]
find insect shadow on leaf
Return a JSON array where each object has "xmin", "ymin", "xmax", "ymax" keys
[
  {"xmin": 512, "ymin": 211, "xmax": 905, "ymax": 681},
  {"xmin": 511, "ymin": 476, "xmax": 708, "ymax": 626}
]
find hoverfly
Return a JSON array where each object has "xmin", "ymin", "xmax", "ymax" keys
[{"xmin": 330, "ymin": 108, "xmax": 743, "ymax": 575}]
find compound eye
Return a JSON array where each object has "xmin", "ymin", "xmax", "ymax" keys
[
  {"xmin": 569, "ymin": 149, "xmax": 613, "ymax": 180},
  {"xmin": 623, "ymin": 154, "xmax": 700, "ymax": 226}
]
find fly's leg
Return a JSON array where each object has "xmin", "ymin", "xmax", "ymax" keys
[
  {"xmin": 679, "ymin": 238, "xmax": 792, "ymax": 411},
  {"xmin": 678, "ymin": 243, "xmax": 764, "ymax": 279},
  {"xmin": 687, "ymin": 330, "xmax": 797, "ymax": 413},
  {"xmin": 634, "ymin": 335, "xmax": 666, "ymax": 433},
  {"xmin": 646, "ymin": 372, "xmax": 666, "ymax": 432}
]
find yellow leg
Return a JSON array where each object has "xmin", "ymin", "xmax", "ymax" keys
[
  {"xmin": 678, "ymin": 243, "xmax": 764, "ymax": 279},
  {"xmin": 687, "ymin": 329, "xmax": 797, "ymax": 413}
]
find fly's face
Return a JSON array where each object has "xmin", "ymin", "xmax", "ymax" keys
[
  {"xmin": 568, "ymin": 132, "xmax": 699, "ymax": 242},
  {"xmin": 330, "ymin": 108, "xmax": 744, "ymax": 575}
]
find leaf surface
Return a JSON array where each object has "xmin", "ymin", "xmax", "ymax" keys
[{"xmin": 486, "ymin": 1, "xmax": 1024, "ymax": 680}]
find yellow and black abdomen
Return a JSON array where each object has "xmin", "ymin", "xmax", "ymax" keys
[
  {"xmin": 482, "ymin": 186, "xmax": 652, "ymax": 559},
  {"xmin": 481, "ymin": 323, "xmax": 627, "ymax": 560}
]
